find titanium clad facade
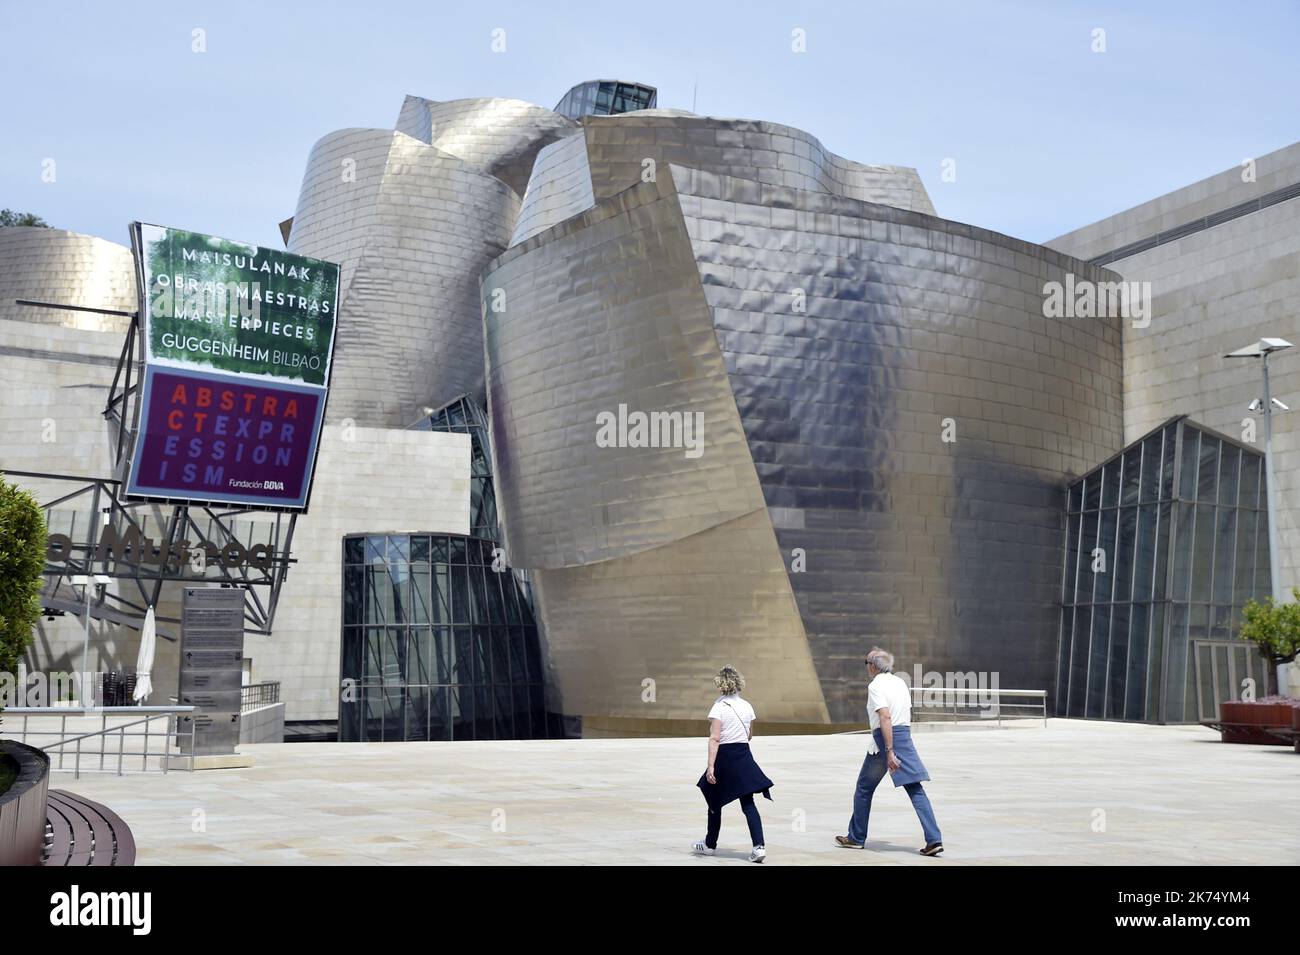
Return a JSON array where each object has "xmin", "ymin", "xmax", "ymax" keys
[
  {"xmin": 0, "ymin": 227, "xmax": 136, "ymax": 334},
  {"xmin": 483, "ymin": 172, "xmax": 828, "ymax": 722},
  {"xmin": 511, "ymin": 112, "xmax": 936, "ymax": 245},
  {"xmin": 484, "ymin": 164, "xmax": 1125, "ymax": 725},
  {"xmin": 288, "ymin": 99, "xmax": 577, "ymax": 427},
  {"xmin": 393, "ymin": 96, "xmax": 578, "ymax": 196},
  {"xmin": 674, "ymin": 167, "xmax": 1124, "ymax": 720}
]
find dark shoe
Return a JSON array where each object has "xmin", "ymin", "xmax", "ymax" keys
[
  {"xmin": 920, "ymin": 842, "xmax": 944, "ymax": 856},
  {"xmin": 835, "ymin": 835, "xmax": 864, "ymax": 849}
]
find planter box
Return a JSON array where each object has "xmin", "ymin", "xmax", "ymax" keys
[
  {"xmin": 0, "ymin": 740, "xmax": 50, "ymax": 866},
  {"xmin": 1217, "ymin": 701, "xmax": 1297, "ymax": 745}
]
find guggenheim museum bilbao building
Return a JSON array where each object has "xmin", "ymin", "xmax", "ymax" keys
[{"xmin": 3, "ymin": 79, "xmax": 1295, "ymax": 737}]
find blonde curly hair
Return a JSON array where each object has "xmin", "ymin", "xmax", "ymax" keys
[{"xmin": 714, "ymin": 665, "xmax": 745, "ymax": 695}]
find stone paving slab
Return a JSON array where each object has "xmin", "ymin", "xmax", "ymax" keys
[{"xmin": 39, "ymin": 719, "xmax": 1300, "ymax": 865}]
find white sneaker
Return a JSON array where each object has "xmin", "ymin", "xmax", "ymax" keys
[
  {"xmin": 691, "ymin": 841, "xmax": 715, "ymax": 855},
  {"xmin": 749, "ymin": 845, "xmax": 767, "ymax": 863}
]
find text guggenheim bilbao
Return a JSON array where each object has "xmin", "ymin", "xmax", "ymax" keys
[{"xmin": 125, "ymin": 223, "xmax": 341, "ymax": 510}]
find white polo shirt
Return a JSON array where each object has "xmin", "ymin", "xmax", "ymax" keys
[
  {"xmin": 708, "ymin": 694, "xmax": 756, "ymax": 744},
  {"xmin": 866, "ymin": 671, "xmax": 912, "ymax": 730}
]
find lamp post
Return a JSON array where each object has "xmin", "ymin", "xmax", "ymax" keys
[
  {"xmin": 68, "ymin": 573, "xmax": 112, "ymax": 707},
  {"xmin": 1225, "ymin": 337, "xmax": 1293, "ymax": 603}
]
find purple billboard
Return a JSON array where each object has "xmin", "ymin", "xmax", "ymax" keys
[{"xmin": 126, "ymin": 366, "xmax": 325, "ymax": 509}]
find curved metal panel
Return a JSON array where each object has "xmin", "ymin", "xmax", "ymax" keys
[
  {"xmin": 288, "ymin": 128, "xmax": 520, "ymax": 426},
  {"xmin": 0, "ymin": 227, "xmax": 135, "ymax": 333},
  {"xmin": 484, "ymin": 177, "xmax": 768, "ymax": 570},
  {"xmin": 510, "ymin": 133, "xmax": 595, "ymax": 246},
  {"xmin": 513, "ymin": 111, "xmax": 935, "ymax": 241},
  {"xmin": 533, "ymin": 509, "xmax": 829, "ymax": 722},
  {"xmin": 671, "ymin": 165, "xmax": 1124, "ymax": 720},
  {"xmin": 395, "ymin": 96, "xmax": 577, "ymax": 196}
]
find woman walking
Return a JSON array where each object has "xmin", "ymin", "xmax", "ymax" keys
[{"xmin": 691, "ymin": 665, "xmax": 773, "ymax": 863}]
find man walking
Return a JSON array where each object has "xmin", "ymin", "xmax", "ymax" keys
[{"xmin": 835, "ymin": 647, "xmax": 944, "ymax": 856}]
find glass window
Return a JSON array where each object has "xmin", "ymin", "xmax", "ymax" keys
[
  {"xmin": 1083, "ymin": 473, "xmax": 1101, "ymax": 511},
  {"xmin": 1160, "ymin": 424, "xmax": 1177, "ymax": 500},
  {"xmin": 1164, "ymin": 603, "xmax": 1189, "ymax": 721},
  {"xmin": 339, "ymin": 531, "xmax": 547, "ymax": 741},
  {"xmin": 1086, "ymin": 606, "xmax": 1109, "ymax": 719},
  {"xmin": 1080, "ymin": 511, "xmax": 1099, "ymax": 601},
  {"xmin": 1234, "ymin": 510, "xmax": 1257, "ymax": 604},
  {"xmin": 1102, "ymin": 458, "xmax": 1121, "ymax": 509},
  {"xmin": 1178, "ymin": 427, "xmax": 1199, "ymax": 500},
  {"xmin": 1069, "ymin": 607, "xmax": 1091, "ymax": 718},
  {"xmin": 1218, "ymin": 444, "xmax": 1240, "ymax": 507},
  {"xmin": 1124, "ymin": 603, "xmax": 1149, "ymax": 721},
  {"xmin": 1140, "ymin": 434, "xmax": 1162, "ymax": 503},
  {"xmin": 1196, "ymin": 433, "xmax": 1219, "ymax": 502},
  {"xmin": 1152, "ymin": 501, "xmax": 1172, "ymax": 601},
  {"xmin": 1112, "ymin": 506, "xmax": 1137, "ymax": 602},
  {"xmin": 1190, "ymin": 504, "xmax": 1215, "ymax": 599},
  {"xmin": 1170, "ymin": 505, "xmax": 1193, "ymax": 601},
  {"xmin": 1211, "ymin": 508, "xmax": 1237, "ymax": 605},
  {"xmin": 1146, "ymin": 603, "xmax": 1166, "ymax": 722},
  {"xmin": 1121, "ymin": 446, "xmax": 1141, "ymax": 505},
  {"xmin": 1131, "ymin": 504, "xmax": 1157, "ymax": 601},
  {"xmin": 1063, "ymin": 512, "xmax": 1081, "ymax": 603},
  {"xmin": 1094, "ymin": 509, "xmax": 1118, "ymax": 601},
  {"xmin": 1107, "ymin": 603, "xmax": 1130, "ymax": 719},
  {"xmin": 1239, "ymin": 453, "xmax": 1261, "ymax": 510}
]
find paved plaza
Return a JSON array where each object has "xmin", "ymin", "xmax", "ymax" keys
[{"xmin": 45, "ymin": 719, "xmax": 1300, "ymax": 865}]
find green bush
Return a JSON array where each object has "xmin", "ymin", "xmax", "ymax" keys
[
  {"xmin": 1239, "ymin": 589, "xmax": 1300, "ymax": 665},
  {"xmin": 0, "ymin": 475, "xmax": 47, "ymax": 680}
]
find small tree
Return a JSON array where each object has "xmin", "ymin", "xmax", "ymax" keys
[
  {"xmin": 1239, "ymin": 589, "xmax": 1300, "ymax": 668},
  {"xmin": 0, "ymin": 475, "xmax": 47, "ymax": 681},
  {"xmin": 0, "ymin": 209, "xmax": 49, "ymax": 228}
]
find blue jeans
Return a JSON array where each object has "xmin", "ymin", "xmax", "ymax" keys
[{"xmin": 846, "ymin": 751, "xmax": 941, "ymax": 846}]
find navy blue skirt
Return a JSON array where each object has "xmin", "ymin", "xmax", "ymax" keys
[{"xmin": 697, "ymin": 742, "xmax": 774, "ymax": 808}]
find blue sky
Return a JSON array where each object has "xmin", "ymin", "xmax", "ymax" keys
[{"xmin": 2, "ymin": 0, "xmax": 1297, "ymax": 250}]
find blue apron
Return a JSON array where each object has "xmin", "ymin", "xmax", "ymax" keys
[{"xmin": 872, "ymin": 724, "xmax": 930, "ymax": 787}]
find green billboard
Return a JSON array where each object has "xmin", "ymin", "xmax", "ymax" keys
[{"xmin": 135, "ymin": 223, "xmax": 340, "ymax": 387}]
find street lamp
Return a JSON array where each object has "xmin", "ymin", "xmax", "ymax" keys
[
  {"xmin": 1225, "ymin": 337, "xmax": 1293, "ymax": 603},
  {"xmin": 68, "ymin": 573, "xmax": 112, "ymax": 707}
]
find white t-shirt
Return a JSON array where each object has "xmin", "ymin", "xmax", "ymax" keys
[
  {"xmin": 866, "ymin": 672, "xmax": 912, "ymax": 731},
  {"xmin": 708, "ymin": 694, "xmax": 756, "ymax": 744}
]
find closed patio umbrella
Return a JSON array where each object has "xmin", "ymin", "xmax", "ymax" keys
[{"xmin": 132, "ymin": 606, "xmax": 156, "ymax": 703}]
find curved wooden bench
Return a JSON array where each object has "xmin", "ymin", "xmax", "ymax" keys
[{"xmin": 42, "ymin": 790, "xmax": 136, "ymax": 866}]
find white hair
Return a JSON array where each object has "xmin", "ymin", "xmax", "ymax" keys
[{"xmin": 866, "ymin": 648, "xmax": 895, "ymax": 673}]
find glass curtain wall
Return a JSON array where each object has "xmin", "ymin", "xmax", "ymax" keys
[
  {"xmin": 340, "ymin": 534, "xmax": 549, "ymax": 741},
  {"xmin": 554, "ymin": 80, "xmax": 657, "ymax": 119},
  {"xmin": 415, "ymin": 394, "xmax": 498, "ymax": 540},
  {"xmin": 1058, "ymin": 417, "xmax": 1272, "ymax": 723},
  {"xmin": 340, "ymin": 396, "xmax": 548, "ymax": 741}
]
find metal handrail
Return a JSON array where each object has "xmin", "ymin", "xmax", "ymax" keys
[
  {"xmin": 910, "ymin": 687, "xmax": 1048, "ymax": 728},
  {"xmin": 240, "ymin": 681, "xmax": 281, "ymax": 710},
  {"xmin": 1, "ymin": 705, "xmax": 196, "ymax": 778}
]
